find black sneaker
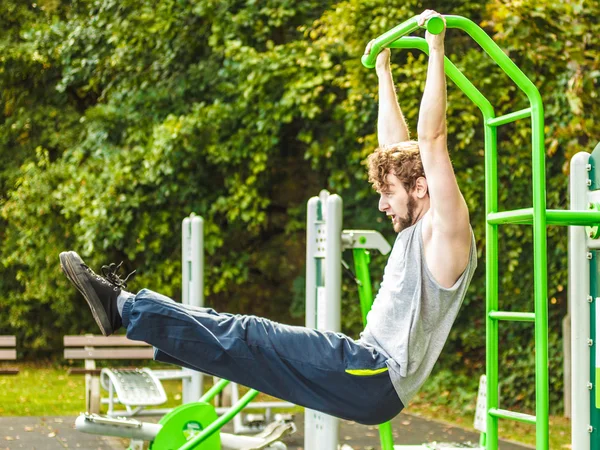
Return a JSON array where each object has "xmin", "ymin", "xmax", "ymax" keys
[{"xmin": 59, "ymin": 251, "xmax": 136, "ymax": 336}]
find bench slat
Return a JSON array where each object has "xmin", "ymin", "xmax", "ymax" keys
[
  {"xmin": 0, "ymin": 336, "xmax": 16, "ymax": 347},
  {"xmin": 0, "ymin": 349, "xmax": 17, "ymax": 360},
  {"xmin": 67, "ymin": 368, "xmax": 103, "ymax": 375},
  {"xmin": 64, "ymin": 335, "xmax": 150, "ymax": 347},
  {"xmin": 0, "ymin": 368, "xmax": 19, "ymax": 375},
  {"xmin": 64, "ymin": 348, "xmax": 154, "ymax": 360}
]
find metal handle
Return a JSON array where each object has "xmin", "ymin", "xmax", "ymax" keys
[{"xmin": 361, "ymin": 16, "xmax": 445, "ymax": 68}]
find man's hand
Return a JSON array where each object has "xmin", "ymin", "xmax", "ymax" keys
[
  {"xmin": 417, "ymin": 9, "xmax": 446, "ymax": 52},
  {"xmin": 364, "ymin": 40, "xmax": 391, "ymax": 76}
]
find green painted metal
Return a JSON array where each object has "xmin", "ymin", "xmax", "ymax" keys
[
  {"xmin": 586, "ymin": 203, "xmax": 600, "ymax": 239},
  {"xmin": 152, "ymin": 402, "xmax": 221, "ymax": 449},
  {"xmin": 486, "ymin": 108, "xmax": 532, "ymax": 127},
  {"xmin": 353, "ymin": 249, "xmax": 374, "ymax": 324},
  {"xmin": 588, "ymin": 142, "xmax": 600, "ymax": 190},
  {"xmin": 199, "ymin": 378, "xmax": 230, "ymax": 403},
  {"xmin": 178, "ymin": 389, "xmax": 259, "ymax": 450},
  {"xmin": 377, "ymin": 422, "xmax": 395, "ymax": 450},
  {"xmin": 488, "ymin": 408, "xmax": 536, "ymax": 425},
  {"xmin": 487, "ymin": 208, "xmax": 600, "ymax": 226},
  {"xmin": 389, "ymin": 38, "xmax": 493, "ymax": 114},
  {"xmin": 361, "ymin": 17, "xmax": 444, "ymax": 68},
  {"xmin": 363, "ymin": 14, "xmax": 550, "ymax": 450},
  {"xmin": 353, "ymin": 248, "xmax": 394, "ymax": 450},
  {"xmin": 426, "ymin": 16, "xmax": 445, "ymax": 35},
  {"xmin": 489, "ymin": 311, "xmax": 535, "ymax": 322}
]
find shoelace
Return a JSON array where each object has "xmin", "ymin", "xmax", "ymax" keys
[
  {"xmin": 82, "ymin": 261, "xmax": 136, "ymax": 289},
  {"xmin": 101, "ymin": 261, "xmax": 136, "ymax": 288}
]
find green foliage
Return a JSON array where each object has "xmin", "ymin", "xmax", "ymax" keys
[{"xmin": 1, "ymin": 0, "xmax": 598, "ymax": 416}]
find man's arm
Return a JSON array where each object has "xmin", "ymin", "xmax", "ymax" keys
[
  {"xmin": 417, "ymin": 10, "xmax": 472, "ymax": 286},
  {"xmin": 365, "ymin": 43, "xmax": 410, "ymax": 145},
  {"xmin": 417, "ymin": 11, "xmax": 469, "ymax": 232}
]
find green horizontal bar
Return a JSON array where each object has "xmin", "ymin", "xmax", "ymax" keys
[
  {"xmin": 489, "ymin": 408, "xmax": 536, "ymax": 425},
  {"xmin": 488, "ymin": 209, "xmax": 600, "ymax": 226},
  {"xmin": 489, "ymin": 311, "xmax": 535, "ymax": 322},
  {"xmin": 487, "ymin": 108, "xmax": 532, "ymax": 127},
  {"xmin": 546, "ymin": 210, "xmax": 600, "ymax": 226},
  {"xmin": 361, "ymin": 17, "xmax": 445, "ymax": 68},
  {"xmin": 488, "ymin": 209, "xmax": 534, "ymax": 225}
]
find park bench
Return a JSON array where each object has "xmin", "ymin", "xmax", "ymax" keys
[
  {"xmin": 0, "ymin": 335, "xmax": 19, "ymax": 375},
  {"xmin": 63, "ymin": 334, "xmax": 184, "ymax": 416}
]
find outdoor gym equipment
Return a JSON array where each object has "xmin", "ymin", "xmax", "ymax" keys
[
  {"xmin": 74, "ymin": 214, "xmax": 295, "ymax": 450},
  {"xmin": 362, "ymin": 13, "xmax": 600, "ymax": 450},
  {"xmin": 304, "ymin": 190, "xmax": 392, "ymax": 449},
  {"xmin": 568, "ymin": 147, "xmax": 600, "ymax": 450},
  {"xmin": 305, "ymin": 191, "xmax": 488, "ymax": 450},
  {"xmin": 183, "ymin": 215, "xmax": 294, "ymax": 433},
  {"xmin": 76, "ymin": 377, "xmax": 294, "ymax": 450}
]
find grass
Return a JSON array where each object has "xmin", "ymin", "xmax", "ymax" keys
[
  {"xmin": 0, "ymin": 362, "xmax": 299, "ymax": 417},
  {"xmin": 0, "ymin": 363, "xmax": 572, "ymax": 449}
]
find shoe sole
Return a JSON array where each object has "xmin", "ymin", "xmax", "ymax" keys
[{"xmin": 59, "ymin": 251, "xmax": 113, "ymax": 336}]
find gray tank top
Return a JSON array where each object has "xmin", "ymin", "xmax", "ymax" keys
[{"xmin": 360, "ymin": 218, "xmax": 477, "ymax": 405}]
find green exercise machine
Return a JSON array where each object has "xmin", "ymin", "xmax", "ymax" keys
[{"xmin": 76, "ymin": 378, "xmax": 294, "ymax": 450}]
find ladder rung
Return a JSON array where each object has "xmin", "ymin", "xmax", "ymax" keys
[
  {"xmin": 488, "ymin": 209, "xmax": 533, "ymax": 225},
  {"xmin": 489, "ymin": 311, "xmax": 535, "ymax": 322},
  {"xmin": 486, "ymin": 108, "xmax": 532, "ymax": 126},
  {"xmin": 489, "ymin": 408, "xmax": 536, "ymax": 425},
  {"xmin": 488, "ymin": 209, "xmax": 600, "ymax": 226}
]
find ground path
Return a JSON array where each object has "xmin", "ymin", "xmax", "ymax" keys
[{"xmin": 0, "ymin": 412, "xmax": 533, "ymax": 449}]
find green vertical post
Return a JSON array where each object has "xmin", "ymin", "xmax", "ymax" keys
[
  {"xmin": 484, "ymin": 121, "xmax": 500, "ymax": 450},
  {"xmin": 531, "ymin": 92, "xmax": 550, "ymax": 450},
  {"xmin": 353, "ymin": 248, "xmax": 394, "ymax": 450},
  {"xmin": 353, "ymin": 249, "xmax": 373, "ymax": 324}
]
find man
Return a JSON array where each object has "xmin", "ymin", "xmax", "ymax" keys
[{"xmin": 60, "ymin": 10, "xmax": 475, "ymax": 426}]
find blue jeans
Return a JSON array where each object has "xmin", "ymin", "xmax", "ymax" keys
[{"xmin": 121, "ymin": 289, "xmax": 403, "ymax": 425}]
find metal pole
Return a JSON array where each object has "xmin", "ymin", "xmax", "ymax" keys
[
  {"xmin": 304, "ymin": 191, "xmax": 341, "ymax": 450},
  {"xmin": 182, "ymin": 214, "xmax": 204, "ymax": 403},
  {"xmin": 569, "ymin": 152, "xmax": 591, "ymax": 450}
]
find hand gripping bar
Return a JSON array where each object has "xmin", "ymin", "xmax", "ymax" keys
[{"xmin": 361, "ymin": 15, "xmax": 444, "ymax": 68}]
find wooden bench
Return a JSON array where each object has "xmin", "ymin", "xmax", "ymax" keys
[
  {"xmin": 0, "ymin": 335, "xmax": 19, "ymax": 375},
  {"xmin": 64, "ymin": 334, "xmax": 158, "ymax": 414}
]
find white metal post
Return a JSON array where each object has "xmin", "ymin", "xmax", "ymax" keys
[
  {"xmin": 304, "ymin": 190, "xmax": 342, "ymax": 450},
  {"xmin": 182, "ymin": 214, "xmax": 204, "ymax": 403},
  {"xmin": 569, "ymin": 152, "xmax": 592, "ymax": 450}
]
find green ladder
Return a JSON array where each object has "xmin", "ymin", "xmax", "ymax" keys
[{"xmin": 363, "ymin": 14, "xmax": 600, "ymax": 450}]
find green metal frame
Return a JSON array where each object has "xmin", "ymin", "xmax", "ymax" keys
[
  {"xmin": 363, "ymin": 14, "xmax": 600, "ymax": 450},
  {"xmin": 353, "ymin": 248, "xmax": 394, "ymax": 450},
  {"xmin": 154, "ymin": 379, "xmax": 261, "ymax": 449}
]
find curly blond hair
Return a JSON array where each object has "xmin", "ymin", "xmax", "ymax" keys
[{"xmin": 367, "ymin": 141, "xmax": 425, "ymax": 193}]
